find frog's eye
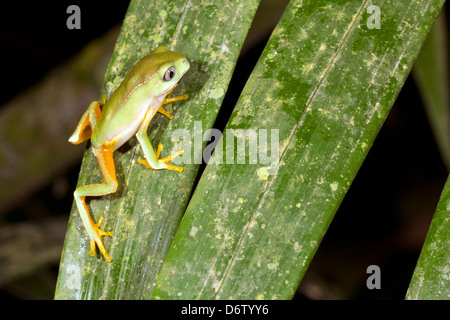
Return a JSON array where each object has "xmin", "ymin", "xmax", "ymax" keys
[{"xmin": 163, "ymin": 66, "xmax": 176, "ymax": 81}]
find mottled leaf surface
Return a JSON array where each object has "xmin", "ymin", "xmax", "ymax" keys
[{"xmin": 153, "ymin": 0, "xmax": 445, "ymax": 299}]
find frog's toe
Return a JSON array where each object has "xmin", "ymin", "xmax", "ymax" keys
[{"xmin": 89, "ymin": 216, "xmax": 113, "ymax": 262}]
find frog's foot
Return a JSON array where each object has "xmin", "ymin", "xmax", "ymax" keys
[
  {"xmin": 158, "ymin": 148, "xmax": 184, "ymax": 172},
  {"xmin": 162, "ymin": 93, "xmax": 189, "ymax": 106},
  {"xmin": 137, "ymin": 143, "xmax": 184, "ymax": 172},
  {"xmin": 157, "ymin": 106, "xmax": 174, "ymax": 119},
  {"xmin": 89, "ymin": 215, "xmax": 114, "ymax": 262},
  {"xmin": 158, "ymin": 93, "xmax": 189, "ymax": 119}
]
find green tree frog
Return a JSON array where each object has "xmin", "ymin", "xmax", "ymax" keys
[{"xmin": 69, "ymin": 46, "xmax": 190, "ymax": 262}]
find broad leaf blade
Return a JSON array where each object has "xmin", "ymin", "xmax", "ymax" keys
[
  {"xmin": 55, "ymin": 0, "xmax": 259, "ymax": 299},
  {"xmin": 406, "ymin": 175, "xmax": 450, "ymax": 300},
  {"xmin": 153, "ymin": 0, "xmax": 445, "ymax": 299}
]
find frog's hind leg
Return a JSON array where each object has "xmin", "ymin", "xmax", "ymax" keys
[
  {"xmin": 69, "ymin": 95, "xmax": 106, "ymax": 144},
  {"xmin": 73, "ymin": 146, "xmax": 118, "ymax": 262}
]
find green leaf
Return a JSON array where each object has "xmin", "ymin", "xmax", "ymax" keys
[
  {"xmin": 412, "ymin": 11, "xmax": 450, "ymax": 170},
  {"xmin": 406, "ymin": 175, "xmax": 450, "ymax": 299},
  {"xmin": 55, "ymin": 0, "xmax": 259, "ymax": 299},
  {"xmin": 152, "ymin": 0, "xmax": 445, "ymax": 299}
]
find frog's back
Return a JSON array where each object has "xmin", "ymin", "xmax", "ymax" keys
[
  {"xmin": 91, "ymin": 48, "xmax": 175, "ymax": 148},
  {"xmin": 90, "ymin": 47, "xmax": 187, "ymax": 149}
]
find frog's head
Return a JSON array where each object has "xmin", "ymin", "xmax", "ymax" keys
[{"xmin": 131, "ymin": 46, "xmax": 190, "ymax": 97}]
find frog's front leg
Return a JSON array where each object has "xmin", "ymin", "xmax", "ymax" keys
[
  {"xmin": 157, "ymin": 86, "xmax": 188, "ymax": 119},
  {"xmin": 73, "ymin": 146, "xmax": 117, "ymax": 262},
  {"xmin": 136, "ymin": 109, "xmax": 184, "ymax": 172}
]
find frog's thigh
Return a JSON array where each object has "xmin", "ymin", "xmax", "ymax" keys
[{"xmin": 69, "ymin": 100, "xmax": 102, "ymax": 145}]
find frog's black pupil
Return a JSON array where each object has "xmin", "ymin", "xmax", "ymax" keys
[{"xmin": 164, "ymin": 67, "xmax": 175, "ymax": 81}]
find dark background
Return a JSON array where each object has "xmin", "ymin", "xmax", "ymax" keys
[{"xmin": 0, "ymin": 1, "xmax": 448, "ymax": 299}]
